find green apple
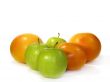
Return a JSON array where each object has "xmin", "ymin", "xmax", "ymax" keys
[
  {"xmin": 25, "ymin": 43, "xmax": 48, "ymax": 70},
  {"xmin": 46, "ymin": 34, "xmax": 66, "ymax": 48},
  {"xmin": 37, "ymin": 48, "xmax": 67, "ymax": 78}
]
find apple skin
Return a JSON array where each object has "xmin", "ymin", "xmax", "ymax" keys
[
  {"xmin": 37, "ymin": 48, "xmax": 67, "ymax": 78},
  {"xmin": 25, "ymin": 43, "xmax": 48, "ymax": 70},
  {"xmin": 46, "ymin": 37, "xmax": 66, "ymax": 48}
]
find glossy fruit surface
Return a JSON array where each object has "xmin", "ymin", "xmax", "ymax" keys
[
  {"xmin": 38, "ymin": 48, "xmax": 67, "ymax": 78},
  {"xmin": 46, "ymin": 36, "xmax": 66, "ymax": 48},
  {"xmin": 59, "ymin": 43, "xmax": 86, "ymax": 70},
  {"xmin": 10, "ymin": 33, "xmax": 42, "ymax": 63},
  {"xmin": 69, "ymin": 33, "xmax": 101, "ymax": 62},
  {"xmin": 25, "ymin": 43, "xmax": 48, "ymax": 70}
]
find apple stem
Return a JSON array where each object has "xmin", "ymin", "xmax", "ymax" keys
[
  {"xmin": 38, "ymin": 38, "xmax": 40, "ymax": 44},
  {"xmin": 58, "ymin": 33, "xmax": 60, "ymax": 38},
  {"xmin": 54, "ymin": 42, "xmax": 58, "ymax": 48}
]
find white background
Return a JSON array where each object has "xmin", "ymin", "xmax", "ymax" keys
[{"xmin": 0, "ymin": 0, "xmax": 110, "ymax": 82}]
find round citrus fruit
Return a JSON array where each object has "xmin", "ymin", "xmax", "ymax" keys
[
  {"xmin": 69, "ymin": 33, "xmax": 101, "ymax": 62},
  {"xmin": 10, "ymin": 33, "xmax": 43, "ymax": 63}
]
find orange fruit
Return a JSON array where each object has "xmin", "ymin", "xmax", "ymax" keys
[
  {"xmin": 69, "ymin": 33, "xmax": 101, "ymax": 62},
  {"xmin": 58, "ymin": 43, "xmax": 86, "ymax": 70},
  {"xmin": 10, "ymin": 33, "xmax": 43, "ymax": 63}
]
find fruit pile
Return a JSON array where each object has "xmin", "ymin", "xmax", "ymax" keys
[{"xmin": 10, "ymin": 33, "xmax": 101, "ymax": 78}]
